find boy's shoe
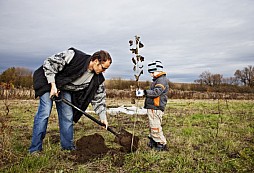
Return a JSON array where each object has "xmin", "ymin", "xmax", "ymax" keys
[
  {"xmin": 147, "ymin": 136, "xmax": 157, "ymax": 148},
  {"xmin": 154, "ymin": 143, "xmax": 168, "ymax": 151}
]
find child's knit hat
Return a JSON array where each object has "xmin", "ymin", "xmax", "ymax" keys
[{"xmin": 148, "ymin": 60, "xmax": 163, "ymax": 73}]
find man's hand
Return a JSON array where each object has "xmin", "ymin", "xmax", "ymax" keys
[
  {"xmin": 101, "ymin": 119, "xmax": 108, "ymax": 129},
  {"xmin": 50, "ymin": 82, "xmax": 60, "ymax": 98},
  {"xmin": 136, "ymin": 89, "xmax": 144, "ymax": 97}
]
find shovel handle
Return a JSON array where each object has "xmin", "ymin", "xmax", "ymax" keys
[{"xmin": 51, "ymin": 96, "xmax": 119, "ymax": 136}]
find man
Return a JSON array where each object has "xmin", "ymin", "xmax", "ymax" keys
[
  {"xmin": 29, "ymin": 47, "xmax": 112, "ymax": 154},
  {"xmin": 137, "ymin": 60, "xmax": 169, "ymax": 151}
]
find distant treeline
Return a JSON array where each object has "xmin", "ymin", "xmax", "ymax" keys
[
  {"xmin": 1, "ymin": 78, "xmax": 254, "ymax": 100},
  {"xmin": 0, "ymin": 65, "xmax": 253, "ymax": 99},
  {"xmin": 1, "ymin": 88, "xmax": 254, "ymax": 100},
  {"xmin": 105, "ymin": 78, "xmax": 254, "ymax": 93}
]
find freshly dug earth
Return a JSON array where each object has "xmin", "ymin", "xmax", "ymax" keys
[
  {"xmin": 70, "ymin": 130, "xmax": 139, "ymax": 163},
  {"xmin": 114, "ymin": 129, "xmax": 139, "ymax": 152},
  {"xmin": 70, "ymin": 133, "xmax": 109, "ymax": 163}
]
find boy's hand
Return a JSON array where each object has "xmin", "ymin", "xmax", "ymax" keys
[{"xmin": 136, "ymin": 89, "xmax": 144, "ymax": 97}]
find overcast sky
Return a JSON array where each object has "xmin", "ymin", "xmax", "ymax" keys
[{"xmin": 0, "ymin": 0, "xmax": 253, "ymax": 83}]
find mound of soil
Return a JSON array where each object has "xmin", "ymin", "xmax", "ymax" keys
[
  {"xmin": 69, "ymin": 130, "xmax": 139, "ymax": 164},
  {"xmin": 70, "ymin": 133, "xmax": 109, "ymax": 163}
]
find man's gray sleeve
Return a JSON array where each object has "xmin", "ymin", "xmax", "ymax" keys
[
  {"xmin": 91, "ymin": 83, "xmax": 107, "ymax": 121},
  {"xmin": 43, "ymin": 49, "xmax": 75, "ymax": 83}
]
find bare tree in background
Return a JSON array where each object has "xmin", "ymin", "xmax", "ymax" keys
[
  {"xmin": 222, "ymin": 77, "xmax": 239, "ymax": 86},
  {"xmin": 234, "ymin": 65, "xmax": 254, "ymax": 87},
  {"xmin": 211, "ymin": 74, "xmax": 223, "ymax": 86},
  {"xmin": 195, "ymin": 71, "xmax": 223, "ymax": 86},
  {"xmin": 195, "ymin": 71, "xmax": 212, "ymax": 86}
]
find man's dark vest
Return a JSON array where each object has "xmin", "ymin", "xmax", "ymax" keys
[{"xmin": 33, "ymin": 47, "xmax": 105, "ymax": 122}]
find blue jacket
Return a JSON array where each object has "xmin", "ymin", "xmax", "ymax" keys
[{"xmin": 144, "ymin": 72, "xmax": 169, "ymax": 111}]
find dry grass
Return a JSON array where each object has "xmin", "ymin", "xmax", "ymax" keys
[{"xmin": 0, "ymin": 98, "xmax": 253, "ymax": 172}]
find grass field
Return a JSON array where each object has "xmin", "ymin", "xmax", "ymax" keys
[{"xmin": 0, "ymin": 98, "xmax": 253, "ymax": 172}]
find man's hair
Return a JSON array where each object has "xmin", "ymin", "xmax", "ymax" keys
[{"xmin": 91, "ymin": 50, "xmax": 112, "ymax": 64}]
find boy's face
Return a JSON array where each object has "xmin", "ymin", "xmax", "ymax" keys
[{"xmin": 150, "ymin": 71, "xmax": 160, "ymax": 77}]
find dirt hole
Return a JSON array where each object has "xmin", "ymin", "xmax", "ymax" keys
[
  {"xmin": 69, "ymin": 130, "xmax": 139, "ymax": 164},
  {"xmin": 114, "ymin": 129, "xmax": 139, "ymax": 152}
]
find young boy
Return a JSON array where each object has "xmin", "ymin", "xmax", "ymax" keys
[{"xmin": 138, "ymin": 60, "xmax": 169, "ymax": 151}]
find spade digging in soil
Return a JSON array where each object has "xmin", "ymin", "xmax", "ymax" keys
[{"xmin": 52, "ymin": 96, "xmax": 139, "ymax": 153}]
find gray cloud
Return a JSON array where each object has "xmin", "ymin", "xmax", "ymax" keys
[{"xmin": 0, "ymin": 0, "xmax": 254, "ymax": 82}]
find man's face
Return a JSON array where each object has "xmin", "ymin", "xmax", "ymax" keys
[{"xmin": 93, "ymin": 59, "xmax": 111, "ymax": 74}]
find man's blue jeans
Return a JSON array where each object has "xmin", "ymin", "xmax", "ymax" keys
[{"xmin": 29, "ymin": 91, "xmax": 75, "ymax": 153}]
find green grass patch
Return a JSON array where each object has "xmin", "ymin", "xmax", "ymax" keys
[{"xmin": 0, "ymin": 99, "xmax": 253, "ymax": 172}]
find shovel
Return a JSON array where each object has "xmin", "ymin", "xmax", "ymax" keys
[{"xmin": 51, "ymin": 96, "xmax": 139, "ymax": 152}]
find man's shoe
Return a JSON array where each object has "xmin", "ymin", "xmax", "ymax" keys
[
  {"xmin": 29, "ymin": 151, "xmax": 41, "ymax": 156},
  {"xmin": 147, "ymin": 136, "xmax": 157, "ymax": 148}
]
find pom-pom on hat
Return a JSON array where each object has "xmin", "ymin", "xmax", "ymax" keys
[{"xmin": 148, "ymin": 60, "xmax": 163, "ymax": 73}]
